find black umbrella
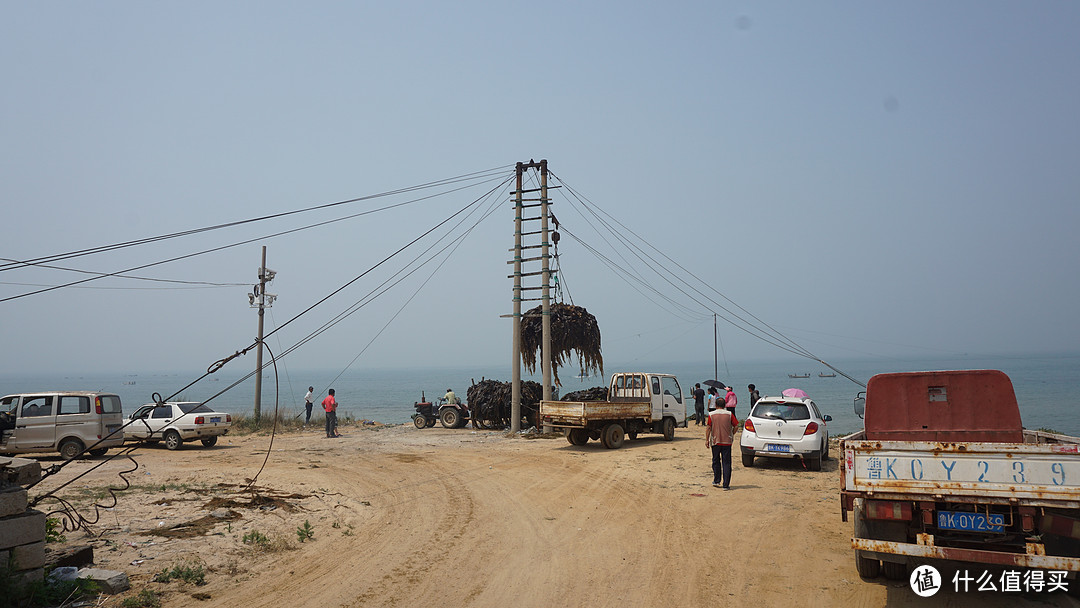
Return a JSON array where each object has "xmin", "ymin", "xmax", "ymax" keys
[{"xmin": 703, "ymin": 379, "xmax": 726, "ymax": 390}]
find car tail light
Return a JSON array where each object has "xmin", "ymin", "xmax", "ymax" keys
[
  {"xmin": 226, "ymin": 414, "xmax": 232, "ymax": 423},
  {"xmin": 804, "ymin": 422, "xmax": 818, "ymax": 435},
  {"xmin": 744, "ymin": 419, "xmax": 755, "ymax": 432},
  {"xmin": 195, "ymin": 416, "xmax": 204, "ymax": 425},
  {"xmin": 95, "ymin": 397, "xmax": 103, "ymax": 414}
]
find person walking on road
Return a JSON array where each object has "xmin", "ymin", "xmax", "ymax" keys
[
  {"xmin": 304, "ymin": 386, "xmax": 315, "ymax": 425},
  {"xmin": 692, "ymin": 383, "xmax": 706, "ymax": 425},
  {"xmin": 706, "ymin": 405, "xmax": 739, "ymax": 489},
  {"xmin": 322, "ymin": 388, "xmax": 340, "ymax": 438}
]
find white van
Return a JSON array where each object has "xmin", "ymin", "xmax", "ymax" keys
[{"xmin": 0, "ymin": 391, "xmax": 125, "ymax": 459}]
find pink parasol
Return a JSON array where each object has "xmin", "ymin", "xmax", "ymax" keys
[{"xmin": 782, "ymin": 388, "xmax": 809, "ymax": 399}]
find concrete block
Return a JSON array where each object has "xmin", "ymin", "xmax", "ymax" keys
[
  {"xmin": 0, "ymin": 509, "xmax": 45, "ymax": 550},
  {"xmin": 10, "ymin": 540, "xmax": 45, "ymax": 569},
  {"xmin": 45, "ymin": 544, "xmax": 95, "ymax": 569},
  {"xmin": 0, "ymin": 457, "xmax": 42, "ymax": 486},
  {"xmin": 77, "ymin": 567, "xmax": 130, "ymax": 594},
  {"xmin": 0, "ymin": 487, "xmax": 28, "ymax": 518}
]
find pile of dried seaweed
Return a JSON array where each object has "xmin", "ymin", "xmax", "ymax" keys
[
  {"xmin": 520, "ymin": 302, "xmax": 603, "ymax": 386},
  {"xmin": 467, "ymin": 379, "xmax": 542, "ymax": 429},
  {"xmin": 560, "ymin": 387, "xmax": 608, "ymax": 402}
]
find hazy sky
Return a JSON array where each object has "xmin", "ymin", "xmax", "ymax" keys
[{"xmin": 2, "ymin": 2, "xmax": 1078, "ymax": 380}]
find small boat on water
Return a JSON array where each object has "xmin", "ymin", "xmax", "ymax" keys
[
  {"xmin": 788, "ymin": 373, "xmax": 810, "ymax": 379},
  {"xmin": 819, "ymin": 372, "xmax": 837, "ymax": 378}
]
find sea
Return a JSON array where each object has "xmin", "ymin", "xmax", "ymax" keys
[{"xmin": 2, "ymin": 351, "xmax": 1077, "ymax": 437}]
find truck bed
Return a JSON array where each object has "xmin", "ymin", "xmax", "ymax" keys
[
  {"xmin": 540, "ymin": 400, "xmax": 651, "ymax": 427},
  {"xmin": 841, "ymin": 428, "xmax": 1080, "ymax": 506}
]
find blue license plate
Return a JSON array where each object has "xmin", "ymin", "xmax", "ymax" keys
[
  {"xmin": 937, "ymin": 511, "xmax": 1004, "ymax": 532},
  {"xmin": 765, "ymin": 444, "xmax": 791, "ymax": 453},
  {"xmin": 210, "ymin": 417, "xmax": 221, "ymax": 423}
]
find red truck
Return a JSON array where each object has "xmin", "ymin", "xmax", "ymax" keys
[{"xmin": 840, "ymin": 370, "xmax": 1080, "ymax": 580}]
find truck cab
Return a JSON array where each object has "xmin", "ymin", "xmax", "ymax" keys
[{"xmin": 608, "ymin": 372, "xmax": 686, "ymax": 426}]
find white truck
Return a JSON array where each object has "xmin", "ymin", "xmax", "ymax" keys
[
  {"xmin": 840, "ymin": 370, "xmax": 1080, "ymax": 580},
  {"xmin": 539, "ymin": 372, "xmax": 686, "ymax": 449}
]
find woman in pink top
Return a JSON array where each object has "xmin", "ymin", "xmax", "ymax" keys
[{"xmin": 724, "ymin": 387, "xmax": 738, "ymax": 413}]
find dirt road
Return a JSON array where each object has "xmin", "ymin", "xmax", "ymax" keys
[{"xmin": 33, "ymin": 425, "xmax": 1078, "ymax": 607}]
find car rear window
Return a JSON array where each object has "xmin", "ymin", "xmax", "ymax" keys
[
  {"xmin": 752, "ymin": 402, "xmax": 810, "ymax": 421},
  {"xmin": 97, "ymin": 395, "xmax": 122, "ymax": 414},
  {"xmin": 178, "ymin": 403, "xmax": 214, "ymax": 414}
]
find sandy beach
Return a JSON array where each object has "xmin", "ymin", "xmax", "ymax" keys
[{"xmin": 32, "ymin": 424, "xmax": 1077, "ymax": 607}]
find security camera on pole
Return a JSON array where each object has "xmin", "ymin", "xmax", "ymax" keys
[{"xmin": 250, "ymin": 246, "xmax": 277, "ymax": 420}]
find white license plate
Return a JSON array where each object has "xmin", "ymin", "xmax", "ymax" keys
[{"xmin": 766, "ymin": 444, "xmax": 791, "ymax": 452}]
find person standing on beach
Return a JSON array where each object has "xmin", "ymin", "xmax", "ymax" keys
[
  {"xmin": 706, "ymin": 387, "xmax": 718, "ymax": 413},
  {"xmin": 304, "ymin": 386, "xmax": 314, "ymax": 425},
  {"xmin": 706, "ymin": 404, "xmax": 739, "ymax": 489},
  {"xmin": 692, "ymin": 383, "xmax": 706, "ymax": 425},
  {"xmin": 322, "ymin": 388, "xmax": 339, "ymax": 438},
  {"xmin": 747, "ymin": 384, "xmax": 761, "ymax": 409},
  {"xmin": 724, "ymin": 385, "xmax": 738, "ymax": 414}
]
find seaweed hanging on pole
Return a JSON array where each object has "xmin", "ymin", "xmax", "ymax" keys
[{"xmin": 520, "ymin": 302, "xmax": 603, "ymax": 387}]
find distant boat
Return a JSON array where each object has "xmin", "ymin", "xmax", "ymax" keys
[
  {"xmin": 819, "ymin": 372, "xmax": 836, "ymax": 378},
  {"xmin": 788, "ymin": 373, "xmax": 810, "ymax": 379}
]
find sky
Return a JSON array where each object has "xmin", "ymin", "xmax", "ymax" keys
[{"xmin": 2, "ymin": 2, "xmax": 1078, "ymax": 380}]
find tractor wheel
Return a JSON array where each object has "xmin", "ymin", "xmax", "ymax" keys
[
  {"xmin": 440, "ymin": 408, "xmax": 460, "ymax": 429},
  {"xmin": 413, "ymin": 415, "xmax": 426, "ymax": 430}
]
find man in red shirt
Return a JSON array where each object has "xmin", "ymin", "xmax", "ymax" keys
[
  {"xmin": 706, "ymin": 406, "xmax": 738, "ymax": 489},
  {"xmin": 322, "ymin": 388, "xmax": 339, "ymax": 438}
]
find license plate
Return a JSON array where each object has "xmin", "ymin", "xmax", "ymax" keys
[
  {"xmin": 765, "ymin": 444, "xmax": 791, "ymax": 453},
  {"xmin": 210, "ymin": 417, "xmax": 221, "ymax": 423},
  {"xmin": 937, "ymin": 511, "xmax": 1005, "ymax": 532}
]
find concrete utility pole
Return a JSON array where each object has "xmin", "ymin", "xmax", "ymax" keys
[
  {"xmin": 509, "ymin": 160, "xmax": 552, "ymax": 433},
  {"xmin": 250, "ymin": 246, "xmax": 277, "ymax": 420}
]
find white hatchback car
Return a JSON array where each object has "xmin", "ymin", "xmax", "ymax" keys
[
  {"xmin": 739, "ymin": 396, "xmax": 832, "ymax": 471},
  {"xmin": 126, "ymin": 402, "xmax": 231, "ymax": 450}
]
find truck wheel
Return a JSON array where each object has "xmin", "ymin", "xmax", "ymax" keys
[
  {"xmin": 413, "ymin": 415, "xmax": 426, "ymax": 430},
  {"xmin": 853, "ymin": 499, "xmax": 881, "ymax": 579},
  {"xmin": 567, "ymin": 428, "xmax": 589, "ymax": 446},
  {"xmin": 440, "ymin": 408, "xmax": 460, "ymax": 429},
  {"xmin": 600, "ymin": 423, "xmax": 624, "ymax": 449},
  {"xmin": 201, "ymin": 436, "xmax": 218, "ymax": 447},
  {"xmin": 59, "ymin": 438, "xmax": 84, "ymax": 461},
  {"xmin": 882, "ymin": 560, "xmax": 907, "ymax": 580},
  {"xmin": 662, "ymin": 417, "xmax": 675, "ymax": 441},
  {"xmin": 164, "ymin": 430, "xmax": 183, "ymax": 451},
  {"xmin": 742, "ymin": 453, "xmax": 755, "ymax": 467}
]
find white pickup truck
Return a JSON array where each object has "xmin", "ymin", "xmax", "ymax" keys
[
  {"xmin": 840, "ymin": 370, "xmax": 1080, "ymax": 580},
  {"xmin": 539, "ymin": 372, "xmax": 686, "ymax": 449}
]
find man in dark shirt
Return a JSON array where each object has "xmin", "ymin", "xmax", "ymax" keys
[{"xmin": 692, "ymin": 383, "xmax": 706, "ymax": 425}]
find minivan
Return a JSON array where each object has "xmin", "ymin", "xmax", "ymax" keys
[{"xmin": 0, "ymin": 391, "xmax": 125, "ymax": 459}]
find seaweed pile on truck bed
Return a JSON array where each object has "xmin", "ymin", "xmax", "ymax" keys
[{"xmin": 520, "ymin": 303, "xmax": 603, "ymax": 386}]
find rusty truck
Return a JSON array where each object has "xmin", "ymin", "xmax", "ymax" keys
[
  {"xmin": 840, "ymin": 369, "xmax": 1080, "ymax": 580},
  {"xmin": 539, "ymin": 372, "xmax": 686, "ymax": 449}
]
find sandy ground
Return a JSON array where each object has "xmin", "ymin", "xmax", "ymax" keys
[{"xmin": 29, "ymin": 423, "xmax": 1080, "ymax": 608}]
